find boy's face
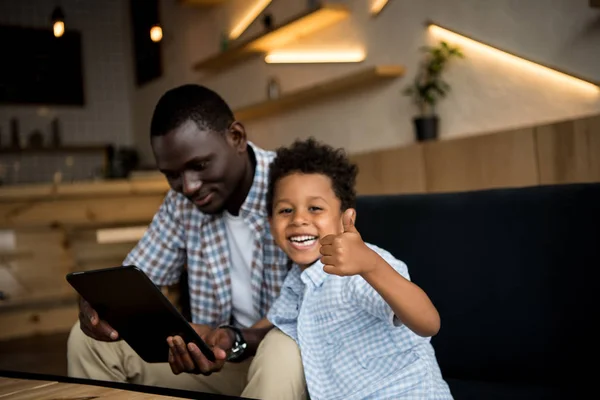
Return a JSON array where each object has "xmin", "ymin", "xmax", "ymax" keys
[{"xmin": 270, "ymin": 172, "xmax": 343, "ymax": 268}]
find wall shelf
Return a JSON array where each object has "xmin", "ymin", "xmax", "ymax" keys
[
  {"xmin": 193, "ymin": 4, "xmax": 350, "ymax": 72},
  {"xmin": 234, "ymin": 65, "xmax": 405, "ymax": 121}
]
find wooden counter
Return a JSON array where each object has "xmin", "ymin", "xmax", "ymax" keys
[{"xmin": 0, "ymin": 177, "xmax": 170, "ymax": 340}]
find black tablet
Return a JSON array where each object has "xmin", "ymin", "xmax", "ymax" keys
[{"xmin": 66, "ymin": 265, "xmax": 215, "ymax": 363}]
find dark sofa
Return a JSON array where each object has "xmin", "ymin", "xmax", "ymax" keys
[{"xmin": 354, "ymin": 183, "xmax": 600, "ymax": 399}]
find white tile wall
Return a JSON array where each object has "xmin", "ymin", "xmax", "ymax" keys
[{"xmin": 0, "ymin": 0, "xmax": 135, "ymax": 184}]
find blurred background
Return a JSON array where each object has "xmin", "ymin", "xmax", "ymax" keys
[{"xmin": 0, "ymin": 0, "xmax": 599, "ymax": 376}]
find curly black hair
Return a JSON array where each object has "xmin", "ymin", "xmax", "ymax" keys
[
  {"xmin": 150, "ymin": 84, "xmax": 234, "ymax": 137},
  {"xmin": 267, "ymin": 137, "xmax": 358, "ymax": 216}
]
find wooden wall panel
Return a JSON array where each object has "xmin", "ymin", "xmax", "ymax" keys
[
  {"xmin": 535, "ymin": 115, "xmax": 600, "ymax": 184},
  {"xmin": 350, "ymin": 145, "xmax": 426, "ymax": 195},
  {"xmin": 0, "ymin": 195, "xmax": 164, "ymax": 229},
  {"xmin": 0, "ymin": 301, "xmax": 78, "ymax": 341},
  {"xmin": 586, "ymin": 115, "xmax": 600, "ymax": 181},
  {"xmin": 423, "ymin": 128, "xmax": 539, "ymax": 193}
]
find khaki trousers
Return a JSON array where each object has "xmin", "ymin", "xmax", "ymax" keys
[{"xmin": 67, "ymin": 322, "xmax": 306, "ymax": 400}]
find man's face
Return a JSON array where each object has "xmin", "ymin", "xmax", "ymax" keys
[{"xmin": 151, "ymin": 119, "xmax": 247, "ymax": 214}]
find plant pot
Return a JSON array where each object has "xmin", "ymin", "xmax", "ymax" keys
[{"xmin": 413, "ymin": 116, "xmax": 439, "ymax": 142}]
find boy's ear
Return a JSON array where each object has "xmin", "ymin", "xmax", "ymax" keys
[{"xmin": 341, "ymin": 208, "xmax": 357, "ymax": 233}]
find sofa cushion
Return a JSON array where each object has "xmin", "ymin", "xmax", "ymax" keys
[
  {"xmin": 354, "ymin": 183, "xmax": 599, "ymax": 386},
  {"xmin": 445, "ymin": 378, "xmax": 569, "ymax": 400}
]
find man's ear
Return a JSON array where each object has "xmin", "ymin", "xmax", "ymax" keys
[{"xmin": 226, "ymin": 121, "xmax": 247, "ymax": 153}]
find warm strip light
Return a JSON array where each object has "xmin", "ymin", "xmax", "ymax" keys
[
  {"xmin": 96, "ymin": 226, "xmax": 147, "ymax": 244},
  {"xmin": 265, "ymin": 50, "xmax": 366, "ymax": 64},
  {"xmin": 229, "ymin": 0, "xmax": 272, "ymax": 40},
  {"xmin": 428, "ymin": 23, "xmax": 600, "ymax": 94},
  {"xmin": 248, "ymin": 5, "xmax": 349, "ymax": 52},
  {"xmin": 370, "ymin": 0, "xmax": 389, "ymax": 15}
]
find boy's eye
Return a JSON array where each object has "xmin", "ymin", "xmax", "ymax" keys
[
  {"xmin": 309, "ymin": 206, "xmax": 322, "ymax": 212},
  {"xmin": 278, "ymin": 208, "xmax": 292, "ymax": 214}
]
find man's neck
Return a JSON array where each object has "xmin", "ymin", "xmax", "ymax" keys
[{"xmin": 226, "ymin": 146, "xmax": 257, "ymax": 216}]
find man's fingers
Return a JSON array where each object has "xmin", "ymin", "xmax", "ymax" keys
[
  {"xmin": 80, "ymin": 299, "xmax": 98, "ymax": 324},
  {"xmin": 79, "ymin": 316, "xmax": 118, "ymax": 341},
  {"xmin": 95, "ymin": 320, "xmax": 119, "ymax": 341},
  {"xmin": 168, "ymin": 349, "xmax": 182, "ymax": 375},
  {"xmin": 173, "ymin": 336, "xmax": 196, "ymax": 372},
  {"xmin": 79, "ymin": 299, "xmax": 118, "ymax": 341}
]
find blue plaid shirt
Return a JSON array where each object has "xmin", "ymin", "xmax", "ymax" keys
[
  {"xmin": 268, "ymin": 243, "xmax": 452, "ymax": 400},
  {"xmin": 124, "ymin": 143, "xmax": 290, "ymax": 327}
]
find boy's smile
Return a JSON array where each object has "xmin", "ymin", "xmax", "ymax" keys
[{"xmin": 270, "ymin": 172, "xmax": 343, "ymax": 268}]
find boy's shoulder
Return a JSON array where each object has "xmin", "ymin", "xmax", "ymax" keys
[
  {"xmin": 363, "ymin": 242, "xmax": 410, "ymax": 279},
  {"xmin": 364, "ymin": 242, "xmax": 401, "ymax": 262}
]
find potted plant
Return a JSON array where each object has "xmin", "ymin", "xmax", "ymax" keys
[{"xmin": 404, "ymin": 41, "xmax": 464, "ymax": 141}]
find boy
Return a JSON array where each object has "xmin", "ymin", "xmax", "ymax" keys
[{"xmin": 265, "ymin": 138, "xmax": 453, "ymax": 399}]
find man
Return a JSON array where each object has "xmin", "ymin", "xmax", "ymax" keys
[{"xmin": 67, "ymin": 84, "xmax": 306, "ymax": 399}]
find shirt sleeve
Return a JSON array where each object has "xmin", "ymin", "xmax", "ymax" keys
[
  {"xmin": 122, "ymin": 190, "xmax": 187, "ymax": 286},
  {"xmin": 267, "ymin": 267, "xmax": 303, "ymax": 341},
  {"xmin": 346, "ymin": 244, "xmax": 410, "ymax": 326}
]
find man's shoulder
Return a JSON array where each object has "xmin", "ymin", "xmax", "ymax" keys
[{"xmin": 249, "ymin": 142, "xmax": 276, "ymax": 167}]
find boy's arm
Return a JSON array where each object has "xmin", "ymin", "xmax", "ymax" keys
[
  {"xmin": 359, "ymin": 253, "xmax": 440, "ymax": 337},
  {"xmin": 320, "ymin": 209, "xmax": 440, "ymax": 338}
]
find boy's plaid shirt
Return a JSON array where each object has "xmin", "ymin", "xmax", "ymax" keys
[{"xmin": 123, "ymin": 143, "xmax": 290, "ymax": 326}]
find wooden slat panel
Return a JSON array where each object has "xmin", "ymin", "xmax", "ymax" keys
[
  {"xmin": 0, "ymin": 302, "xmax": 78, "ymax": 341},
  {"xmin": 423, "ymin": 128, "xmax": 539, "ymax": 193},
  {"xmin": 586, "ymin": 115, "xmax": 600, "ymax": 181},
  {"xmin": 535, "ymin": 117, "xmax": 597, "ymax": 184},
  {"xmin": 4, "ymin": 230, "xmax": 72, "ymax": 303},
  {"xmin": 351, "ymin": 144, "xmax": 426, "ymax": 195},
  {"xmin": 0, "ymin": 195, "xmax": 163, "ymax": 229},
  {"xmin": 0, "ymin": 178, "xmax": 168, "ymax": 201},
  {"xmin": 68, "ymin": 228, "xmax": 137, "ymax": 271}
]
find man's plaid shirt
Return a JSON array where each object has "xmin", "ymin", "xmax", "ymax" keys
[{"xmin": 123, "ymin": 143, "xmax": 290, "ymax": 327}]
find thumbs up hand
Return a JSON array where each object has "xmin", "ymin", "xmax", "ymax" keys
[{"xmin": 319, "ymin": 208, "xmax": 378, "ymax": 276}]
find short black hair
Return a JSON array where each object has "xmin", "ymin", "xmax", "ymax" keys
[
  {"xmin": 150, "ymin": 84, "xmax": 234, "ymax": 137},
  {"xmin": 267, "ymin": 137, "xmax": 358, "ymax": 216}
]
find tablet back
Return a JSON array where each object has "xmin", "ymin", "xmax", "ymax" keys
[{"xmin": 66, "ymin": 265, "xmax": 215, "ymax": 363}]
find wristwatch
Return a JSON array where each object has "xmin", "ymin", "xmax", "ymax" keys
[{"xmin": 218, "ymin": 324, "xmax": 247, "ymax": 362}]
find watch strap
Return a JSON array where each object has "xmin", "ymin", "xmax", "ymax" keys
[{"xmin": 218, "ymin": 324, "xmax": 247, "ymax": 361}]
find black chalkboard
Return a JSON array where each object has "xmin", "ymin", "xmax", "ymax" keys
[{"xmin": 0, "ymin": 25, "xmax": 85, "ymax": 106}]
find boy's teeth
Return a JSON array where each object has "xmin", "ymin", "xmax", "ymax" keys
[{"xmin": 290, "ymin": 235, "xmax": 317, "ymax": 243}]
